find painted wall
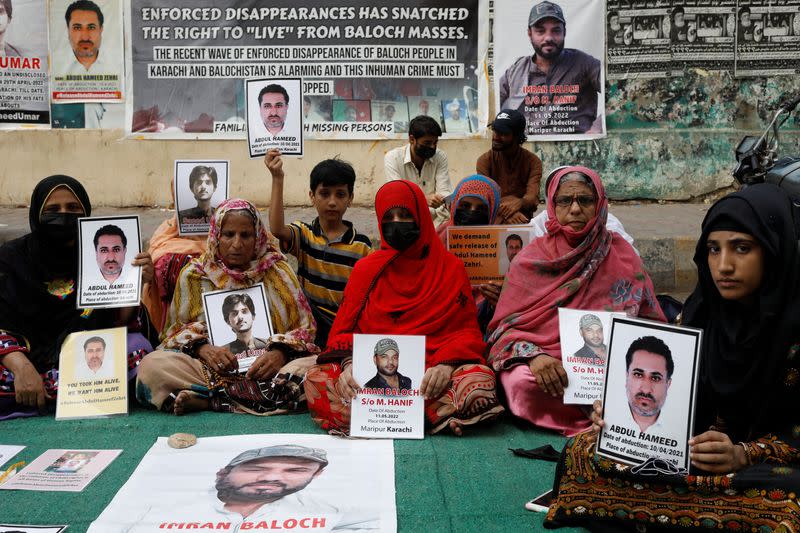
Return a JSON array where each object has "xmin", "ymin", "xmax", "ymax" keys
[{"xmin": 1, "ymin": 72, "xmax": 798, "ymax": 206}]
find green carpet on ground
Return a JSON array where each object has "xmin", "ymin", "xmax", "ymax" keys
[{"xmin": 0, "ymin": 407, "xmax": 588, "ymax": 532}]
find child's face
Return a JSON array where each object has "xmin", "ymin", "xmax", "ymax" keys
[{"xmin": 310, "ymin": 184, "xmax": 352, "ymax": 224}]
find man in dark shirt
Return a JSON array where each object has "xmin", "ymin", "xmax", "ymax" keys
[
  {"xmin": 179, "ymin": 165, "xmax": 218, "ymax": 223},
  {"xmin": 222, "ymin": 294, "xmax": 268, "ymax": 357},
  {"xmin": 363, "ymin": 338, "xmax": 412, "ymax": 392},
  {"xmin": 573, "ymin": 314, "xmax": 607, "ymax": 363},
  {"xmin": 498, "ymin": 0, "xmax": 602, "ymax": 135}
]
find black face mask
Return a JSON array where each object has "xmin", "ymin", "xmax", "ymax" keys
[
  {"xmin": 39, "ymin": 212, "xmax": 80, "ymax": 243},
  {"xmin": 381, "ymin": 221, "xmax": 420, "ymax": 251},
  {"xmin": 454, "ymin": 208, "xmax": 489, "ymax": 226},
  {"xmin": 414, "ymin": 145, "xmax": 436, "ymax": 160}
]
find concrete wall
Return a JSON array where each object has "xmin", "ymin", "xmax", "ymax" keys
[{"xmin": 1, "ymin": 72, "xmax": 799, "ymax": 206}]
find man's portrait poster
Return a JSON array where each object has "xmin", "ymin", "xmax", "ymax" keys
[
  {"xmin": 350, "ymin": 334, "xmax": 425, "ymax": 439},
  {"xmin": 202, "ymin": 284, "xmax": 274, "ymax": 373},
  {"xmin": 498, "ymin": 229, "xmax": 530, "ymax": 275},
  {"xmin": 77, "ymin": 215, "xmax": 141, "ymax": 309},
  {"xmin": 245, "ymin": 77, "xmax": 303, "ymax": 158},
  {"xmin": 493, "ymin": 0, "xmax": 606, "ymax": 140},
  {"xmin": 48, "ymin": 0, "xmax": 124, "ymax": 102},
  {"xmin": 86, "ymin": 434, "xmax": 396, "ymax": 532},
  {"xmin": 174, "ymin": 159, "xmax": 229, "ymax": 236},
  {"xmin": 597, "ymin": 317, "xmax": 702, "ymax": 470}
]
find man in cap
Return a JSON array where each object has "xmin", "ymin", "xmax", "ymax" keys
[
  {"xmin": 498, "ymin": 0, "xmax": 602, "ymax": 135},
  {"xmin": 363, "ymin": 338, "xmax": 412, "ymax": 392},
  {"xmin": 476, "ymin": 109, "xmax": 542, "ymax": 224},
  {"xmin": 573, "ymin": 314, "xmax": 607, "ymax": 362}
]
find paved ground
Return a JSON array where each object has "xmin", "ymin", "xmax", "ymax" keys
[{"xmin": 0, "ymin": 202, "xmax": 709, "ymax": 296}]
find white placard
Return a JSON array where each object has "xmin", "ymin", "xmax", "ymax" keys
[
  {"xmin": 174, "ymin": 160, "xmax": 230, "ymax": 236},
  {"xmin": 246, "ymin": 78, "xmax": 304, "ymax": 157},
  {"xmin": 0, "ymin": 445, "xmax": 25, "ymax": 468},
  {"xmin": 0, "ymin": 449, "xmax": 121, "ymax": 492}
]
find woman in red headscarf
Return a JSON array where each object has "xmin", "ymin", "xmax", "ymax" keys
[{"xmin": 304, "ymin": 180, "xmax": 504, "ymax": 435}]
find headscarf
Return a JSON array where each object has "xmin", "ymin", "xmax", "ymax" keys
[
  {"xmin": 321, "ymin": 180, "xmax": 486, "ymax": 367},
  {"xmin": 0, "ymin": 175, "xmax": 100, "ymax": 371},
  {"xmin": 487, "ymin": 166, "xmax": 664, "ymax": 370},
  {"xmin": 436, "ymin": 174, "xmax": 502, "ymax": 244},
  {"xmin": 682, "ymin": 183, "xmax": 800, "ymax": 439}
]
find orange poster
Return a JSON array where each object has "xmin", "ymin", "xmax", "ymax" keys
[{"xmin": 446, "ymin": 225, "xmax": 534, "ymax": 285}]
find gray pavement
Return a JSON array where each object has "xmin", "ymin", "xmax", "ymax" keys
[{"xmin": 0, "ymin": 202, "xmax": 709, "ymax": 296}]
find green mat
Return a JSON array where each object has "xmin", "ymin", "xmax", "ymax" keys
[{"xmin": 0, "ymin": 407, "xmax": 588, "ymax": 532}]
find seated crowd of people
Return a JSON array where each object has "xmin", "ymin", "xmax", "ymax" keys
[{"xmin": 1, "ymin": 108, "xmax": 798, "ymax": 531}]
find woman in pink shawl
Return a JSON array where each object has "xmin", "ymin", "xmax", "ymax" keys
[{"xmin": 487, "ymin": 166, "xmax": 665, "ymax": 436}]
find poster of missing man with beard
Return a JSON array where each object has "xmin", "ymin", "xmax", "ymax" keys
[
  {"xmin": 202, "ymin": 284, "xmax": 273, "ymax": 373},
  {"xmin": 78, "ymin": 215, "xmax": 142, "ymax": 309},
  {"xmin": 493, "ymin": 0, "xmax": 606, "ymax": 140},
  {"xmin": 596, "ymin": 317, "xmax": 701, "ymax": 471},
  {"xmin": 245, "ymin": 77, "xmax": 303, "ymax": 157},
  {"xmin": 87, "ymin": 433, "xmax": 395, "ymax": 532},
  {"xmin": 350, "ymin": 334, "xmax": 425, "ymax": 439},
  {"xmin": 174, "ymin": 159, "xmax": 230, "ymax": 235}
]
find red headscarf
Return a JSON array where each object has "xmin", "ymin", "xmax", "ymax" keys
[
  {"xmin": 322, "ymin": 180, "xmax": 486, "ymax": 367},
  {"xmin": 486, "ymin": 166, "xmax": 665, "ymax": 370}
]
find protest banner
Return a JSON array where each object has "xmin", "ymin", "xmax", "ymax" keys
[
  {"xmin": 0, "ymin": 0, "xmax": 50, "ymax": 129},
  {"xmin": 351, "ymin": 334, "xmax": 425, "ymax": 439},
  {"xmin": 0, "ymin": 449, "xmax": 121, "ymax": 492},
  {"xmin": 55, "ymin": 326, "xmax": 128, "ymax": 420},
  {"xmin": 671, "ymin": 0, "xmax": 735, "ymax": 74},
  {"xmin": 606, "ymin": 0, "xmax": 673, "ymax": 80},
  {"xmin": 88, "ymin": 434, "xmax": 396, "ymax": 532},
  {"xmin": 202, "ymin": 284, "xmax": 274, "ymax": 373},
  {"xmin": 49, "ymin": 0, "xmax": 125, "ymax": 102},
  {"xmin": 596, "ymin": 317, "xmax": 701, "ymax": 470},
  {"xmin": 125, "ymin": 0, "xmax": 487, "ymax": 139},
  {"xmin": 78, "ymin": 215, "xmax": 142, "ymax": 309},
  {"xmin": 174, "ymin": 159, "xmax": 229, "ymax": 235},
  {"xmin": 493, "ymin": 0, "xmax": 605, "ymax": 140},
  {"xmin": 446, "ymin": 225, "xmax": 534, "ymax": 285},
  {"xmin": 246, "ymin": 77, "xmax": 303, "ymax": 157},
  {"xmin": 734, "ymin": 0, "xmax": 800, "ymax": 77}
]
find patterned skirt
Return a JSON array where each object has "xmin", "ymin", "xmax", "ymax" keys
[
  {"xmin": 544, "ymin": 432, "xmax": 800, "ymax": 532},
  {"xmin": 304, "ymin": 362, "xmax": 504, "ymax": 434}
]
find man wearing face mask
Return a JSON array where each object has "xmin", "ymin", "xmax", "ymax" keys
[
  {"xmin": 0, "ymin": 176, "xmax": 158, "ymax": 419},
  {"xmin": 384, "ymin": 115, "xmax": 452, "ymax": 227}
]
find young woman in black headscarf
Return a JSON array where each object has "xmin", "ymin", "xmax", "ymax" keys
[
  {"xmin": 545, "ymin": 183, "xmax": 800, "ymax": 532},
  {"xmin": 0, "ymin": 176, "xmax": 158, "ymax": 420}
]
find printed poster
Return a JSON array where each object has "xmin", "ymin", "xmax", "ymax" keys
[
  {"xmin": 606, "ymin": 0, "xmax": 673, "ymax": 80},
  {"xmin": 202, "ymin": 284, "xmax": 274, "ymax": 373},
  {"xmin": 0, "ymin": 526, "xmax": 68, "ymax": 533},
  {"xmin": 246, "ymin": 77, "xmax": 303, "ymax": 157},
  {"xmin": 596, "ymin": 317, "xmax": 701, "ymax": 470},
  {"xmin": 446, "ymin": 225, "xmax": 534, "ymax": 285},
  {"xmin": 88, "ymin": 434, "xmax": 396, "ymax": 532},
  {"xmin": 49, "ymin": 0, "xmax": 125, "ymax": 101},
  {"xmin": 0, "ymin": 0, "xmax": 51, "ymax": 129},
  {"xmin": 174, "ymin": 159, "xmax": 230, "ymax": 235},
  {"xmin": 55, "ymin": 326, "xmax": 128, "ymax": 420},
  {"xmin": 0, "ymin": 445, "xmax": 25, "ymax": 467},
  {"xmin": 0, "ymin": 449, "xmax": 121, "ymax": 492},
  {"xmin": 671, "ymin": 0, "xmax": 736, "ymax": 73},
  {"xmin": 494, "ymin": 0, "xmax": 606, "ymax": 140},
  {"xmin": 125, "ymin": 0, "xmax": 488, "ymax": 140},
  {"xmin": 351, "ymin": 334, "xmax": 425, "ymax": 439},
  {"xmin": 734, "ymin": 0, "xmax": 800, "ymax": 77},
  {"xmin": 78, "ymin": 215, "xmax": 142, "ymax": 309}
]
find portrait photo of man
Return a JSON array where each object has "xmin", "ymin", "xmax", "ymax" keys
[
  {"xmin": 222, "ymin": 293, "xmax": 268, "ymax": 355},
  {"xmin": 363, "ymin": 338, "xmax": 412, "ymax": 392},
  {"xmin": 573, "ymin": 314, "xmax": 606, "ymax": 362},
  {"xmin": 624, "ymin": 335, "xmax": 673, "ymax": 433},
  {"xmin": 93, "ymin": 224, "xmax": 126, "ymax": 285},
  {"xmin": 258, "ymin": 83, "xmax": 289, "ymax": 137},
  {"xmin": 498, "ymin": 0, "xmax": 602, "ymax": 135},
  {"xmin": 505, "ymin": 234, "xmax": 524, "ymax": 262},
  {"xmin": 178, "ymin": 165, "xmax": 218, "ymax": 223},
  {"xmin": 63, "ymin": 0, "xmax": 105, "ymax": 74},
  {"xmin": 81, "ymin": 335, "xmax": 106, "ymax": 376},
  {"xmin": 0, "ymin": 0, "xmax": 24, "ymax": 57}
]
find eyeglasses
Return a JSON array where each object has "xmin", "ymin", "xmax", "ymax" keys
[{"xmin": 554, "ymin": 194, "xmax": 596, "ymax": 208}]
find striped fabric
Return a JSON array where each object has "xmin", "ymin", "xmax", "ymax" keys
[{"xmin": 285, "ymin": 218, "xmax": 372, "ymax": 318}]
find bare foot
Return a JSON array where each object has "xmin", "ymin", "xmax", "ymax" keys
[
  {"xmin": 173, "ymin": 390, "xmax": 209, "ymax": 416},
  {"xmin": 449, "ymin": 419, "xmax": 463, "ymax": 437}
]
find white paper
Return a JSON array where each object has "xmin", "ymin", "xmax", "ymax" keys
[
  {"xmin": 0, "ymin": 449, "xmax": 121, "ymax": 492},
  {"xmin": 0, "ymin": 525, "xmax": 68, "ymax": 533},
  {"xmin": 174, "ymin": 160, "xmax": 230, "ymax": 236},
  {"xmin": 0, "ymin": 445, "xmax": 25, "ymax": 468}
]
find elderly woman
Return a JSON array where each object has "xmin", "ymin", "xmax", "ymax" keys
[
  {"xmin": 487, "ymin": 166, "xmax": 664, "ymax": 436},
  {"xmin": 304, "ymin": 180, "xmax": 504, "ymax": 435},
  {"xmin": 136, "ymin": 198, "xmax": 318, "ymax": 415},
  {"xmin": 546, "ymin": 183, "xmax": 800, "ymax": 532},
  {"xmin": 0, "ymin": 175, "xmax": 157, "ymax": 420}
]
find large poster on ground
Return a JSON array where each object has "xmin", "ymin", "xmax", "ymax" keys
[
  {"xmin": 493, "ymin": 0, "xmax": 606, "ymax": 141},
  {"xmin": 125, "ymin": 0, "xmax": 489, "ymax": 139},
  {"xmin": 88, "ymin": 434, "xmax": 396, "ymax": 532},
  {"xmin": 0, "ymin": 0, "xmax": 50, "ymax": 129}
]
